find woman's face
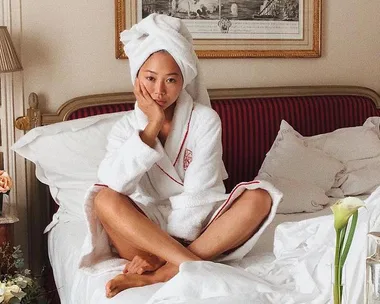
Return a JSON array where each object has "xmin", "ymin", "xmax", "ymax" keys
[{"xmin": 137, "ymin": 51, "xmax": 184, "ymax": 110}]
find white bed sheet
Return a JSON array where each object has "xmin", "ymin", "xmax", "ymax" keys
[
  {"xmin": 252, "ymin": 201, "xmax": 335, "ymax": 256},
  {"xmin": 47, "ymin": 196, "xmax": 368, "ymax": 304},
  {"xmin": 48, "ymin": 218, "xmax": 163, "ymax": 304}
]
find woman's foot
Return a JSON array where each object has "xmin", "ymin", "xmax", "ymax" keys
[
  {"xmin": 106, "ymin": 273, "xmax": 152, "ymax": 298},
  {"xmin": 106, "ymin": 262, "xmax": 179, "ymax": 298},
  {"xmin": 124, "ymin": 254, "xmax": 166, "ymax": 274}
]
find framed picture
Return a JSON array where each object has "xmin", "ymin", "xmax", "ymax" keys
[{"xmin": 115, "ymin": 0, "xmax": 321, "ymax": 58}]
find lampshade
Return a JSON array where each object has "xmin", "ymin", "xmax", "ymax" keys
[{"xmin": 0, "ymin": 26, "xmax": 22, "ymax": 73}]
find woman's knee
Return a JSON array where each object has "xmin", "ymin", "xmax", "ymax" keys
[
  {"xmin": 94, "ymin": 187, "xmax": 123, "ymax": 214},
  {"xmin": 239, "ymin": 188, "xmax": 272, "ymax": 219}
]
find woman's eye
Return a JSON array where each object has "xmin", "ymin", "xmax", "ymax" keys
[
  {"xmin": 146, "ymin": 76, "xmax": 155, "ymax": 81},
  {"xmin": 167, "ymin": 78, "xmax": 176, "ymax": 83}
]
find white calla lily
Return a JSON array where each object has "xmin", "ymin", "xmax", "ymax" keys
[
  {"xmin": 330, "ymin": 197, "xmax": 365, "ymax": 230},
  {"xmin": 331, "ymin": 196, "xmax": 365, "ymax": 304}
]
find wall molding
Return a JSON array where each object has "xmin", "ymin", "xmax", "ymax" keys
[{"xmin": 0, "ymin": 0, "xmax": 31, "ymax": 269}]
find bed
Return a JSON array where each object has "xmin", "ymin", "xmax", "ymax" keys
[{"xmin": 11, "ymin": 85, "xmax": 380, "ymax": 303}]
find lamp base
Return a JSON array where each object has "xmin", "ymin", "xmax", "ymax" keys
[{"xmin": 0, "ymin": 193, "xmax": 3, "ymax": 216}]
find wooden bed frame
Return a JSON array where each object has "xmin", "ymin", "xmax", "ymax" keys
[
  {"xmin": 15, "ymin": 85, "xmax": 380, "ymax": 303},
  {"xmin": 15, "ymin": 86, "xmax": 380, "ymax": 128}
]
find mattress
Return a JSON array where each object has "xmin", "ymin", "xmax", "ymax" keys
[{"xmin": 48, "ymin": 196, "xmax": 366, "ymax": 303}]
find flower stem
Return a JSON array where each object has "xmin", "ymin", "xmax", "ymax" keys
[
  {"xmin": 338, "ymin": 225, "xmax": 347, "ymax": 257},
  {"xmin": 334, "ymin": 228, "xmax": 341, "ymax": 304},
  {"xmin": 338, "ymin": 210, "xmax": 358, "ymax": 302},
  {"xmin": 340, "ymin": 211, "xmax": 358, "ymax": 267}
]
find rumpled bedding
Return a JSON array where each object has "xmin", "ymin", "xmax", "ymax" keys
[
  {"xmin": 145, "ymin": 189, "xmax": 374, "ymax": 304},
  {"xmin": 49, "ymin": 187, "xmax": 380, "ymax": 303}
]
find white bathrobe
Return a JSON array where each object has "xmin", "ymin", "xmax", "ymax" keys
[{"xmin": 78, "ymin": 90, "xmax": 282, "ymax": 274}]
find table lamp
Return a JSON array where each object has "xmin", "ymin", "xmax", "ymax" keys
[
  {"xmin": 0, "ymin": 26, "xmax": 22, "ymax": 216},
  {"xmin": 0, "ymin": 26, "xmax": 22, "ymax": 73}
]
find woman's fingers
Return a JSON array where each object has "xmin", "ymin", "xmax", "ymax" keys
[
  {"xmin": 124, "ymin": 254, "xmax": 166, "ymax": 275},
  {"xmin": 125, "ymin": 256, "xmax": 152, "ymax": 274},
  {"xmin": 133, "ymin": 78, "xmax": 143, "ymax": 100},
  {"xmin": 134, "ymin": 78, "xmax": 164, "ymax": 127},
  {"xmin": 134, "ymin": 79, "xmax": 150, "ymax": 102},
  {"xmin": 139, "ymin": 81, "xmax": 153, "ymax": 102},
  {"xmin": 135, "ymin": 79, "xmax": 155, "ymax": 108},
  {"xmin": 127, "ymin": 256, "xmax": 143, "ymax": 274}
]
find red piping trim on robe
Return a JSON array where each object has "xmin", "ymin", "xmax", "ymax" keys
[
  {"xmin": 155, "ymin": 164, "xmax": 184, "ymax": 186},
  {"xmin": 202, "ymin": 180, "xmax": 260, "ymax": 231},
  {"xmin": 173, "ymin": 106, "xmax": 194, "ymax": 167}
]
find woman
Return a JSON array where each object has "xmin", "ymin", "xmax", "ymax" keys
[{"xmin": 78, "ymin": 13, "xmax": 282, "ymax": 298}]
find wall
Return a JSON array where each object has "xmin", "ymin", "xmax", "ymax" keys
[{"xmin": 21, "ymin": 0, "xmax": 380, "ymax": 114}]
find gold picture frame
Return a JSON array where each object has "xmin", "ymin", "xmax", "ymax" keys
[{"xmin": 115, "ymin": 0, "xmax": 321, "ymax": 59}]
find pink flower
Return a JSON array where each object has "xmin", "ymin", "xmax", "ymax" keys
[{"xmin": 0, "ymin": 170, "xmax": 13, "ymax": 193}]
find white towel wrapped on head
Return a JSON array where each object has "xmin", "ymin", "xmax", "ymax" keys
[{"xmin": 120, "ymin": 13, "xmax": 211, "ymax": 108}]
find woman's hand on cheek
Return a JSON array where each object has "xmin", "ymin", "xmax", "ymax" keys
[
  {"xmin": 134, "ymin": 78, "xmax": 164, "ymax": 126},
  {"xmin": 135, "ymin": 78, "xmax": 163, "ymax": 147}
]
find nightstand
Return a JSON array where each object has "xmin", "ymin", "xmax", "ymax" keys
[{"xmin": 0, "ymin": 215, "xmax": 19, "ymax": 246}]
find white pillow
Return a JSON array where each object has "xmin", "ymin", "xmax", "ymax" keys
[
  {"xmin": 306, "ymin": 117, "xmax": 380, "ymax": 163},
  {"xmin": 365, "ymin": 116, "xmax": 380, "ymax": 137},
  {"xmin": 325, "ymin": 187, "xmax": 344, "ymax": 198},
  {"xmin": 257, "ymin": 173, "xmax": 329, "ymax": 214},
  {"xmin": 12, "ymin": 112, "xmax": 126, "ymax": 219},
  {"xmin": 258, "ymin": 120, "xmax": 345, "ymax": 193},
  {"xmin": 307, "ymin": 117, "xmax": 380, "ymax": 195},
  {"xmin": 337, "ymin": 155, "xmax": 380, "ymax": 195}
]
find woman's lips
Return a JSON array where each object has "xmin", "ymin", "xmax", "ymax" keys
[{"xmin": 155, "ymin": 99, "xmax": 166, "ymax": 106}]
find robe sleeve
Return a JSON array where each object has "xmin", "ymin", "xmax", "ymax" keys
[
  {"xmin": 167, "ymin": 107, "xmax": 228, "ymax": 240},
  {"xmin": 97, "ymin": 116, "xmax": 162, "ymax": 194}
]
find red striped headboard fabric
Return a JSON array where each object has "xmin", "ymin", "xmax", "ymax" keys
[{"xmin": 67, "ymin": 95, "xmax": 380, "ymax": 193}]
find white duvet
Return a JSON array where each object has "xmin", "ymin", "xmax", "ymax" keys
[{"xmin": 49, "ymin": 188, "xmax": 379, "ymax": 303}]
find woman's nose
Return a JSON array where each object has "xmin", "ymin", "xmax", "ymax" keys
[{"xmin": 155, "ymin": 81, "xmax": 166, "ymax": 95}]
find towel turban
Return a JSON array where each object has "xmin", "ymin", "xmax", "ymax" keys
[{"xmin": 120, "ymin": 13, "xmax": 210, "ymax": 107}]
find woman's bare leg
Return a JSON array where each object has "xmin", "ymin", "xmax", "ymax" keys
[
  {"xmin": 102, "ymin": 188, "xmax": 272, "ymax": 298},
  {"xmin": 94, "ymin": 187, "xmax": 201, "ymax": 266},
  {"xmin": 188, "ymin": 188, "xmax": 272, "ymax": 260},
  {"xmin": 95, "ymin": 191, "xmax": 165, "ymax": 274}
]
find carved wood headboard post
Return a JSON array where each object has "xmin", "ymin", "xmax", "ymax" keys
[{"xmin": 15, "ymin": 92, "xmax": 41, "ymax": 131}]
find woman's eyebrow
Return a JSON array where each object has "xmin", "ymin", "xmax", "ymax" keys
[
  {"xmin": 143, "ymin": 69, "xmax": 157, "ymax": 74},
  {"xmin": 143, "ymin": 69, "xmax": 180, "ymax": 77}
]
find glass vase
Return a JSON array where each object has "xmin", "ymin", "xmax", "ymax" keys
[
  {"xmin": 331, "ymin": 264, "xmax": 348, "ymax": 304},
  {"xmin": 366, "ymin": 232, "xmax": 380, "ymax": 304}
]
